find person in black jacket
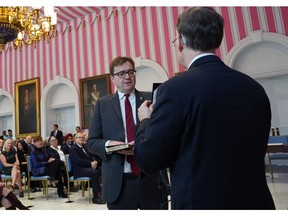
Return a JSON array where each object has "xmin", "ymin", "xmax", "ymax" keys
[
  {"xmin": 50, "ymin": 124, "xmax": 64, "ymax": 146},
  {"xmin": 16, "ymin": 140, "xmax": 28, "ymax": 180},
  {"xmin": 70, "ymin": 132, "xmax": 105, "ymax": 204},
  {"xmin": 30, "ymin": 136, "xmax": 67, "ymax": 198},
  {"xmin": 61, "ymin": 133, "xmax": 74, "ymax": 155},
  {"xmin": 134, "ymin": 7, "xmax": 275, "ymax": 210}
]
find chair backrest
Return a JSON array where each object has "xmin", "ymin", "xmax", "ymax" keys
[
  {"xmin": 27, "ymin": 155, "xmax": 32, "ymax": 172},
  {"xmin": 0, "ymin": 159, "xmax": 4, "ymax": 171},
  {"xmin": 65, "ymin": 154, "xmax": 72, "ymax": 173},
  {"xmin": 268, "ymin": 135, "xmax": 288, "ymax": 144}
]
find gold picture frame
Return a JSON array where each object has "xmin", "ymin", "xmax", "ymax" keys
[
  {"xmin": 174, "ymin": 72, "xmax": 181, "ymax": 76},
  {"xmin": 15, "ymin": 77, "xmax": 41, "ymax": 138},
  {"xmin": 80, "ymin": 74, "xmax": 111, "ymax": 129}
]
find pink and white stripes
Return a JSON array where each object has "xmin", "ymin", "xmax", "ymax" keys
[{"xmin": 1, "ymin": 6, "xmax": 288, "ymax": 95}]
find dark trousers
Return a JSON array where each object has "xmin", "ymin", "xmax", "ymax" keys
[
  {"xmin": 107, "ymin": 173, "xmax": 162, "ymax": 210},
  {"xmin": 43, "ymin": 159, "xmax": 65, "ymax": 191},
  {"xmin": 75, "ymin": 167, "xmax": 101, "ymax": 198}
]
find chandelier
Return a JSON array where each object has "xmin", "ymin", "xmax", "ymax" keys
[{"xmin": 0, "ymin": 6, "xmax": 57, "ymax": 52}]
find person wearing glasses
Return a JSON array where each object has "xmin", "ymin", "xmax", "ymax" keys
[
  {"xmin": 86, "ymin": 56, "xmax": 166, "ymax": 209},
  {"xmin": 134, "ymin": 7, "xmax": 275, "ymax": 209},
  {"xmin": 70, "ymin": 132, "xmax": 105, "ymax": 204}
]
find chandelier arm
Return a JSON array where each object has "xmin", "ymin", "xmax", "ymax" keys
[{"xmin": 0, "ymin": 6, "xmax": 57, "ymax": 51}]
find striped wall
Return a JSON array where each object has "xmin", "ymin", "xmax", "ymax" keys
[{"xmin": 1, "ymin": 6, "xmax": 288, "ymax": 96}]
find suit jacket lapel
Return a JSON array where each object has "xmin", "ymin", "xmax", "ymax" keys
[
  {"xmin": 111, "ymin": 92, "xmax": 123, "ymax": 122},
  {"xmin": 135, "ymin": 90, "xmax": 145, "ymax": 125}
]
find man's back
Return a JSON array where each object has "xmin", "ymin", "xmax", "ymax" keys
[{"xmin": 135, "ymin": 55, "xmax": 275, "ymax": 209}]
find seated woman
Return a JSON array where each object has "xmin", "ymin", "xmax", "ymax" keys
[
  {"xmin": 0, "ymin": 139, "xmax": 24, "ymax": 197},
  {"xmin": 16, "ymin": 140, "xmax": 28, "ymax": 181},
  {"xmin": 47, "ymin": 136, "xmax": 68, "ymax": 190},
  {"xmin": 0, "ymin": 180, "xmax": 29, "ymax": 210},
  {"xmin": 30, "ymin": 136, "xmax": 67, "ymax": 198}
]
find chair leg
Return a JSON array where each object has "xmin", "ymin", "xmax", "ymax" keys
[
  {"xmin": 28, "ymin": 180, "xmax": 31, "ymax": 199},
  {"xmin": 46, "ymin": 180, "xmax": 49, "ymax": 200},
  {"xmin": 88, "ymin": 181, "xmax": 91, "ymax": 204},
  {"xmin": 81, "ymin": 182, "xmax": 85, "ymax": 197},
  {"xmin": 68, "ymin": 181, "xmax": 70, "ymax": 202},
  {"xmin": 267, "ymin": 153, "xmax": 274, "ymax": 178}
]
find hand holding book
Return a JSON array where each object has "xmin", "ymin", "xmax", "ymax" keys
[{"xmin": 106, "ymin": 143, "xmax": 134, "ymax": 153}]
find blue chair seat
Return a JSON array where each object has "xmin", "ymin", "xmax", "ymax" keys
[
  {"xmin": 65, "ymin": 154, "xmax": 91, "ymax": 203},
  {"xmin": 30, "ymin": 175, "xmax": 51, "ymax": 180}
]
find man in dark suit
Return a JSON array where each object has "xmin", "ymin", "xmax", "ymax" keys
[
  {"xmin": 70, "ymin": 132, "xmax": 105, "ymax": 204},
  {"xmin": 61, "ymin": 133, "xmax": 74, "ymax": 155},
  {"xmin": 50, "ymin": 124, "xmax": 64, "ymax": 146},
  {"xmin": 134, "ymin": 7, "xmax": 275, "ymax": 210},
  {"xmin": 86, "ymin": 56, "xmax": 165, "ymax": 210}
]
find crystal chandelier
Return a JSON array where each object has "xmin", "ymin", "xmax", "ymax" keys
[{"xmin": 0, "ymin": 6, "xmax": 57, "ymax": 52}]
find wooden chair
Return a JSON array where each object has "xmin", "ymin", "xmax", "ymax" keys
[
  {"xmin": 64, "ymin": 154, "xmax": 91, "ymax": 203},
  {"xmin": 26, "ymin": 155, "xmax": 51, "ymax": 200}
]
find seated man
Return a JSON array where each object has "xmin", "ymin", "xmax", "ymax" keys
[
  {"xmin": 70, "ymin": 132, "xmax": 105, "ymax": 204},
  {"xmin": 61, "ymin": 133, "xmax": 74, "ymax": 155}
]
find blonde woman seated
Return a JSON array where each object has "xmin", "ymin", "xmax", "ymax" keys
[{"xmin": 0, "ymin": 139, "xmax": 24, "ymax": 197}]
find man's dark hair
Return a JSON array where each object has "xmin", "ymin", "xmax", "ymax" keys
[
  {"xmin": 109, "ymin": 56, "xmax": 135, "ymax": 76},
  {"xmin": 53, "ymin": 124, "xmax": 59, "ymax": 129},
  {"xmin": 176, "ymin": 7, "xmax": 224, "ymax": 52}
]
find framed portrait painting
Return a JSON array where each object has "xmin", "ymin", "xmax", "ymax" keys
[
  {"xmin": 15, "ymin": 77, "xmax": 40, "ymax": 138},
  {"xmin": 80, "ymin": 74, "xmax": 111, "ymax": 128}
]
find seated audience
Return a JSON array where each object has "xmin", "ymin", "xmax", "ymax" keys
[
  {"xmin": 30, "ymin": 136, "xmax": 67, "ymax": 198},
  {"xmin": 0, "ymin": 139, "xmax": 24, "ymax": 197},
  {"xmin": 70, "ymin": 132, "xmax": 105, "ymax": 204}
]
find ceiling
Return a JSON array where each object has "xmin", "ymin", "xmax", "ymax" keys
[
  {"xmin": 45, "ymin": 6, "xmax": 105, "ymax": 24},
  {"xmin": 56, "ymin": 7, "xmax": 105, "ymax": 23}
]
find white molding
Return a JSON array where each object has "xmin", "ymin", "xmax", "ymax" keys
[
  {"xmin": 40, "ymin": 75, "xmax": 80, "ymax": 139},
  {"xmin": 225, "ymin": 30, "xmax": 288, "ymax": 79},
  {"xmin": 133, "ymin": 57, "xmax": 169, "ymax": 80},
  {"xmin": 50, "ymin": 102, "xmax": 75, "ymax": 110},
  {"xmin": 0, "ymin": 88, "xmax": 15, "ymax": 135}
]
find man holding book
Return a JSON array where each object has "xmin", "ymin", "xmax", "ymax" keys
[{"xmin": 86, "ymin": 56, "xmax": 166, "ymax": 209}]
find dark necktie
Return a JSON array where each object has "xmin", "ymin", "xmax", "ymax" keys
[
  {"xmin": 125, "ymin": 94, "xmax": 140, "ymax": 176},
  {"xmin": 81, "ymin": 146, "xmax": 88, "ymax": 156}
]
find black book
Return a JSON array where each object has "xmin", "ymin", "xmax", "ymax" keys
[{"xmin": 106, "ymin": 144, "xmax": 133, "ymax": 152}]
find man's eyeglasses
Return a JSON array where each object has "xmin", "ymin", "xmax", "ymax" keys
[
  {"xmin": 113, "ymin": 69, "xmax": 136, "ymax": 79},
  {"xmin": 77, "ymin": 136, "xmax": 85, "ymax": 139},
  {"xmin": 172, "ymin": 36, "xmax": 180, "ymax": 47}
]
